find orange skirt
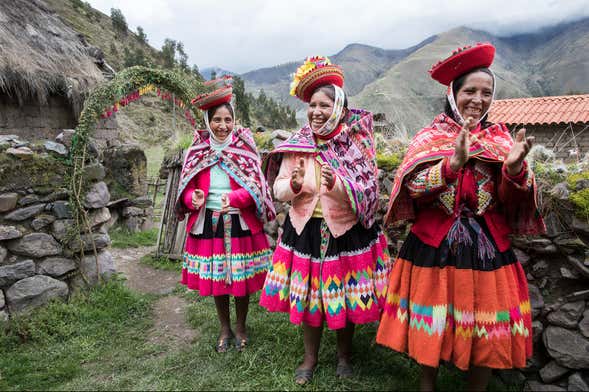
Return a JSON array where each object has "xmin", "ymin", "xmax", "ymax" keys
[{"xmin": 376, "ymin": 219, "xmax": 532, "ymax": 371}]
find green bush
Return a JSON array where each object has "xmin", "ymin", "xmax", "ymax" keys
[
  {"xmin": 252, "ymin": 132, "xmax": 273, "ymax": 151},
  {"xmin": 376, "ymin": 152, "xmax": 403, "ymax": 172},
  {"xmin": 110, "ymin": 228, "xmax": 158, "ymax": 248}
]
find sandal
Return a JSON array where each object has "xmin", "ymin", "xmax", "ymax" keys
[
  {"xmin": 235, "ymin": 336, "xmax": 249, "ymax": 352},
  {"xmin": 335, "ymin": 360, "xmax": 353, "ymax": 378},
  {"xmin": 215, "ymin": 334, "xmax": 234, "ymax": 353},
  {"xmin": 294, "ymin": 366, "xmax": 315, "ymax": 385}
]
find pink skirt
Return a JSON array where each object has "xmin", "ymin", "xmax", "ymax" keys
[{"xmin": 181, "ymin": 209, "xmax": 271, "ymax": 297}]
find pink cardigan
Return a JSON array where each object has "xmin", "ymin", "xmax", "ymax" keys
[
  {"xmin": 274, "ymin": 154, "xmax": 357, "ymax": 238},
  {"xmin": 181, "ymin": 166, "xmax": 264, "ymax": 234}
]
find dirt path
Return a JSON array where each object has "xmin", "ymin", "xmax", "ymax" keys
[{"xmin": 111, "ymin": 246, "xmax": 198, "ymax": 347}]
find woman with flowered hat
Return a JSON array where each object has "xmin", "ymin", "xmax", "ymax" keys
[
  {"xmin": 259, "ymin": 56, "xmax": 391, "ymax": 384},
  {"xmin": 376, "ymin": 43, "xmax": 545, "ymax": 390},
  {"xmin": 175, "ymin": 76, "xmax": 275, "ymax": 353}
]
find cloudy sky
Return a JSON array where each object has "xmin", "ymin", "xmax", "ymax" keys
[{"xmin": 87, "ymin": 0, "xmax": 589, "ymax": 73}]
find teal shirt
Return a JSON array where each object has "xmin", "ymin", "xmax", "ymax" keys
[{"xmin": 206, "ymin": 164, "xmax": 231, "ymax": 211}]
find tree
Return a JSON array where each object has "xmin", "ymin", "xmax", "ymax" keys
[
  {"xmin": 232, "ymin": 76, "xmax": 251, "ymax": 126},
  {"xmin": 176, "ymin": 41, "xmax": 189, "ymax": 72},
  {"xmin": 136, "ymin": 26, "xmax": 147, "ymax": 43},
  {"xmin": 210, "ymin": 70, "xmax": 217, "ymax": 80},
  {"xmin": 191, "ymin": 65, "xmax": 203, "ymax": 80},
  {"xmin": 161, "ymin": 39, "xmax": 177, "ymax": 69},
  {"xmin": 110, "ymin": 8, "xmax": 128, "ymax": 35}
]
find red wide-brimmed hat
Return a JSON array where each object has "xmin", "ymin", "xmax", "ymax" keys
[
  {"xmin": 191, "ymin": 75, "xmax": 233, "ymax": 110},
  {"xmin": 290, "ymin": 56, "xmax": 344, "ymax": 102},
  {"xmin": 429, "ymin": 43, "xmax": 495, "ymax": 86}
]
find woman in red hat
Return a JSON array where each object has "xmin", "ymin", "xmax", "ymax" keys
[
  {"xmin": 259, "ymin": 56, "xmax": 391, "ymax": 384},
  {"xmin": 376, "ymin": 43, "xmax": 545, "ymax": 390},
  {"xmin": 175, "ymin": 76, "xmax": 275, "ymax": 353}
]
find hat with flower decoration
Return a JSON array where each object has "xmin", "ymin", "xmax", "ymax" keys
[
  {"xmin": 429, "ymin": 43, "xmax": 495, "ymax": 86},
  {"xmin": 290, "ymin": 56, "xmax": 344, "ymax": 102},
  {"xmin": 191, "ymin": 75, "xmax": 234, "ymax": 110}
]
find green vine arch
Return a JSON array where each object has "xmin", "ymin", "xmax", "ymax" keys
[{"xmin": 68, "ymin": 66, "xmax": 205, "ymax": 282}]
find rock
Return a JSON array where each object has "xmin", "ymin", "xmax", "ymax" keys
[
  {"xmin": 270, "ymin": 129, "xmax": 292, "ymax": 140},
  {"xmin": 17, "ymin": 194, "xmax": 40, "ymax": 206},
  {"xmin": 37, "ymin": 257, "xmax": 76, "ymax": 277},
  {"xmin": 533, "ymin": 320, "xmax": 544, "ymax": 343},
  {"xmin": 0, "ymin": 290, "xmax": 4, "ymax": 308},
  {"xmin": 266, "ymin": 234, "xmax": 276, "ymax": 249},
  {"xmin": 524, "ymin": 381, "xmax": 566, "ymax": 391},
  {"xmin": 271, "ymin": 138, "xmax": 284, "ymax": 148},
  {"xmin": 276, "ymin": 212, "xmax": 286, "ymax": 226},
  {"xmin": 0, "ymin": 193, "xmax": 18, "ymax": 212},
  {"xmin": 55, "ymin": 129, "xmax": 75, "ymax": 148},
  {"xmin": 561, "ymin": 267, "xmax": 581, "ymax": 279},
  {"xmin": 530, "ymin": 239, "xmax": 558, "ymax": 254},
  {"xmin": 0, "ymin": 260, "xmax": 36, "ymax": 287},
  {"xmin": 264, "ymin": 220, "xmax": 278, "ymax": 237},
  {"xmin": 566, "ymin": 255, "xmax": 589, "ymax": 279},
  {"xmin": 568, "ymin": 372, "xmax": 589, "ymax": 391},
  {"xmin": 0, "ymin": 246, "xmax": 6, "ymax": 263},
  {"xmin": 544, "ymin": 212, "xmax": 566, "ymax": 238},
  {"xmin": 68, "ymin": 233, "xmax": 110, "ymax": 253},
  {"xmin": 43, "ymin": 141, "xmax": 67, "ymax": 156},
  {"xmin": 0, "ymin": 225, "xmax": 22, "ymax": 241},
  {"xmin": 125, "ymin": 216, "xmax": 142, "ymax": 232},
  {"xmin": 51, "ymin": 201, "xmax": 73, "ymax": 219},
  {"xmin": 51, "ymin": 219, "xmax": 73, "ymax": 242},
  {"xmin": 550, "ymin": 182, "xmax": 570, "ymax": 200},
  {"xmin": 88, "ymin": 207, "xmax": 111, "ymax": 228},
  {"xmin": 4, "ymin": 204, "xmax": 46, "ymax": 221},
  {"xmin": 543, "ymin": 326, "xmax": 589, "ymax": 369},
  {"xmin": 539, "ymin": 361, "xmax": 570, "ymax": 383},
  {"xmin": 382, "ymin": 177, "xmax": 394, "ymax": 194},
  {"xmin": 6, "ymin": 147, "xmax": 33, "ymax": 158},
  {"xmin": 554, "ymin": 236, "xmax": 587, "ymax": 254},
  {"xmin": 565, "ymin": 289, "xmax": 589, "ymax": 302},
  {"xmin": 0, "ymin": 310, "xmax": 7, "ymax": 322},
  {"xmin": 83, "ymin": 162, "xmax": 106, "ymax": 181},
  {"xmin": 579, "ymin": 309, "xmax": 589, "ymax": 338},
  {"xmin": 529, "ymin": 284, "xmax": 544, "ymax": 318},
  {"xmin": 79, "ymin": 250, "xmax": 115, "ymax": 285},
  {"xmin": 84, "ymin": 182, "xmax": 110, "ymax": 209},
  {"xmin": 6, "ymin": 275, "xmax": 68, "ymax": 313},
  {"xmin": 131, "ymin": 196, "xmax": 152, "ymax": 208},
  {"xmin": 42, "ymin": 189, "xmax": 69, "ymax": 202},
  {"xmin": 122, "ymin": 206, "xmax": 142, "ymax": 217},
  {"xmin": 6, "ymin": 233, "xmax": 62, "ymax": 258},
  {"xmin": 0, "ymin": 134, "xmax": 20, "ymax": 144},
  {"xmin": 31, "ymin": 214, "xmax": 56, "ymax": 231},
  {"xmin": 102, "ymin": 144, "xmax": 147, "ymax": 197},
  {"xmin": 531, "ymin": 260, "xmax": 550, "ymax": 277},
  {"xmin": 571, "ymin": 216, "xmax": 589, "ymax": 236}
]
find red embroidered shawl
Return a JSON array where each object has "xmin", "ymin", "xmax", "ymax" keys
[
  {"xmin": 384, "ymin": 113, "xmax": 545, "ymax": 236},
  {"xmin": 175, "ymin": 127, "xmax": 276, "ymax": 222}
]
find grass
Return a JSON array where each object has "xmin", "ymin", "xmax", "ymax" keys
[
  {"xmin": 144, "ymin": 145, "xmax": 165, "ymax": 178},
  {"xmin": 110, "ymin": 227, "xmax": 158, "ymax": 248},
  {"xmin": 140, "ymin": 254, "xmax": 182, "ymax": 272},
  {"xmin": 0, "ymin": 279, "xmax": 152, "ymax": 391},
  {"xmin": 0, "ymin": 280, "xmax": 516, "ymax": 391}
]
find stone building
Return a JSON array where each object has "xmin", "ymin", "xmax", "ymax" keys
[
  {"xmin": 0, "ymin": 0, "xmax": 111, "ymax": 141},
  {"xmin": 488, "ymin": 94, "xmax": 589, "ymax": 161}
]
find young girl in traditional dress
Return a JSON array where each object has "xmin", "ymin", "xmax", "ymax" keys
[
  {"xmin": 259, "ymin": 56, "xmax": 391, "ymax": 384},
  {"xmin": 376, "ymin": 43, "xmax": 545, "ymax": 391},
  {"xmin": 175, "ymin": 77, "xmax": 275, "ymax": 352}
]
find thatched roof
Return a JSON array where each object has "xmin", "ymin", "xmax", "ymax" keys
[{"xmin": 0, "ymin": 0, "xmax": 103, "ymax": 114}]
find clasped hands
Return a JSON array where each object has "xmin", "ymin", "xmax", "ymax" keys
[
  {"xmin": 290, "ymin": 158, "xmax": 335, "ymax": 193},
  {"xmin": 192, "ymin": 190, "xmax": 230, "ymax": 213},
  {"xmin": 449, "ymin": 117, "xmax": 534, "ymax": 176}
]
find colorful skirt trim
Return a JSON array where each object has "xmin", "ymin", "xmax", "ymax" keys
[
  {"xmin": 181, "ymin": 209, "xmax": 271, "ymax": 297},
  {"xmin": 260, "ymin": 216, "xmax": 391, "ymax": 330},
  {"xmin": 376, "ymin": 215, "xmax": 532, "ymax": 370}
]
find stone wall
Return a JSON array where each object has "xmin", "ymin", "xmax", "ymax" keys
[
  {"xmin": 0, "ymin": 134, "xmax": 115, "ymax": 318},
  {"xmin": 0, "ymin": 94, "xmax": 76, "ymax": 142},
  {"xmin": 523, "ymin": 123, "xmax": 589, "ymax": 162}
]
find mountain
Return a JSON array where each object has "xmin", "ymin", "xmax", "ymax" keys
[
  {"xmin": 200, "ymin": 67, "xmax": 235, "ymax": 80},
  {"xmin": 241, "ymin": 38, "xmax": 434, "ymax": 111},
  {"xmin": 241, "ymin": 17, "xmax": 589, "ymax": 133}
]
